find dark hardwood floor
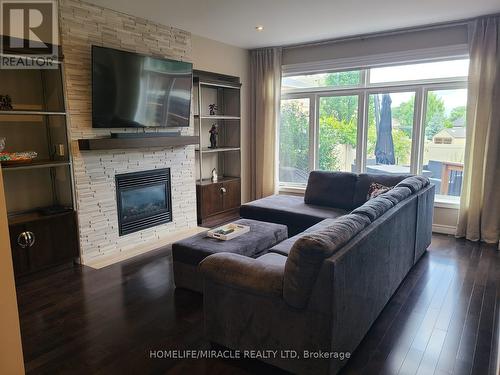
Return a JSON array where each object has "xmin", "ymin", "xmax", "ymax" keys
[{"xmin": 16, "ymin": 234, "xmax": 499, "ymax": 375}]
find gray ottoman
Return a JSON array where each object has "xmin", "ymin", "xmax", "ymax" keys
[{"xmin": 172, "ymin": 219, "xmax": 288, "ymax": 292}]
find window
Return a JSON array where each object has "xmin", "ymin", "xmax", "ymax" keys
[
  {"xmin": 282, "ymin": 70, "xmax": 361, "ymax": 90},
  {"xmin": 318, "ymin": 95, "xmax": 359, "ymax": 172},
  {"xmin": 279, "ymin": 59, "xmax": 468, "ymax": 204},
  {"xmin": 423, "ymin": 88, "xmax": 467, "ymax": 202},
  {"xmin": 369, "ymin": 59, "xmax": 469, "ymax": 84},
  {"xmin": 279, "ymin": 98, "xmax": 311, "ymax": 184},
  {"xmin": 367, "ymin": 92, "xmax": 415, "ymax": 173}
]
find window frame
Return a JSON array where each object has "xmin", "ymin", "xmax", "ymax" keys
[{"xmin": 278, "ymin": 59, "xmax": 468, "ymax": 207}]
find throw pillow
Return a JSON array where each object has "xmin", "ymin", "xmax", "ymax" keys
[{"xmin": 367, "ymin": 182, "xmax": 392, "ymax": 199}]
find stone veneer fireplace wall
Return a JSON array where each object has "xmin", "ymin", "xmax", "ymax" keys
[{"xmin": 59, "ymin": 0, "xmax": 197, "ymax": 264}]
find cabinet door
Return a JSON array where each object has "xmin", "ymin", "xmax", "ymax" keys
[
  {"xmin": 9, "ymin": 224, "xmax": 30, "ymax": 276},
  {"xmin": 25, "ymin": 219, "xmax": 56, "ymax": 272},
  {"xmin": 48, "ymin": 212, "xmax": 79, "ymax": 263},
  {"xmin": 200, "ymin": 182, "xmax": 224, "ymax": 218},
  {"xmin": 222, "ymin": 179, "xmax": 241, "ymax": 211}
]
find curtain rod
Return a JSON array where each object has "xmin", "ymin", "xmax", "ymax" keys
[{"xmin": 280, "ymin": 12, "xmax": 500, "ymax": 51}]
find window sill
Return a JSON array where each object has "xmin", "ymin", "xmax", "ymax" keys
[
  {"xmin": 278, "ymin": 185, "xmax": 306, "ymax": 195},
  {"xmin": 434, "ymin": 196, "xmax": 460, "ymax": 209},
  {"xmin": 278, "ymin": 185, "xmax": 460, "ymax": 209}
]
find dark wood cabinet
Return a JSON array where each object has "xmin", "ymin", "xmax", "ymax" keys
[
  {"xmin": 9, "ymin": 223, "xmax": 30, "ymax": 276},
  {"xmin": 8, "ymin": 211, "xmax": 79, "ymax": 277},
  {"xmin": 222, "ymin": 178, "xmax": 241, "ymax": 211},
  {"xmin": 196, "ymin": 177, "xmax": 241, "ymax": 227},
  {"xmin": 198, "ymin": 181, "xmax": 224, "ymax": 218}
]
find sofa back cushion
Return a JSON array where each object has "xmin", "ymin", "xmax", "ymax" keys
[
  {"xmin": 350, "ymin": 196, "xmax": 395, "ymax": 222},
  {"xmin": 378, "ymin": 186, "xmax": 412, "ymax": 205},
  {"xmin": 395, "ymin": 176, "xmax": 430, "ymax": 193},
  {"xmin": 304, "ymin": 171, "xmax": 358, "ymax": 210},
  {"xmin": 352, "ymin": 173, "xmax": 411, "ymax": 208},
  {"xmin": 283, "ymin": 213, "xmax": 371, "ymax": 309}
]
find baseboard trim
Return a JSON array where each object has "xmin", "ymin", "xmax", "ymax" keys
[{"xmin": 432, "ymin": 224, "xmax": 456, "ymax": 235}]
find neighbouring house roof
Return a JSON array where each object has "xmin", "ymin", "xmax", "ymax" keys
[
  {"xmin": 434, "ymin": 127, "xmax": 466, "ymax": 139},
  {"xmin": 453, "ymin": 118, "xmax": 466, "ymax": 127}
]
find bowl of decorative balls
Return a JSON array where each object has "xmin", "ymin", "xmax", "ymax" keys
[{"xmin": 0, "ymin": 151, "xmax": 38, "ymax": 166}]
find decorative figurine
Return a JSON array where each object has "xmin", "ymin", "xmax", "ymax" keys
[
  {"xmin": 208, "ymin": 104, "xmax": 218, "ymax": 116},
  {"xmin": 211, "ymin": 168, "xmax": 218, "ymax": 183},
  {"xmin": 209, "ymin": 123, "xmax": 218, "ymax": 149},
  {"xmin": 0, "ymin": 95, "xmax": 13, "ymax": 111}
]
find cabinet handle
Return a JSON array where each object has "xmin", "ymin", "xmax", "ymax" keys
[
  {"xmin": 220, "ymin": 187, "xmax": 227, "ymax": 194},
  {"xmin": 17, "ymin": 231, "xmax": 35, "ymax": 248}
]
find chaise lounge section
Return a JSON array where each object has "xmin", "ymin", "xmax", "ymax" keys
[
  {"xmin": 240, "ymin": 171, "xmax": 413, "ymax": 235},
  {"xmin": 200, "ymin": 172, "xmax": 434, "ymax": 375}
]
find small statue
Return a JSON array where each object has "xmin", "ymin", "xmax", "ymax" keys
[
  {"xmin": 209, "ymin": 124, "xmax": 218, "ymax": 149},
  {"xmin": 0, "ymin": 95, "xmax": 13, "ymax": 110},
  {"xmin": 211, "ymin": 168, "xmax": 218, "ymax": 183},
  {"xmin": 208, "ymin": 104, "xmax": 218, "ymax": 116}
]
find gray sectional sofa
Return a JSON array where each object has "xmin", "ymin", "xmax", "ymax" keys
[{"xmin": 199, "ymin": 171, "xmax": 435, "ymax": 375}]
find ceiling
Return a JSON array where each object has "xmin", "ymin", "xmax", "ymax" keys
[{"xmin": 87, "ymin": 0, "xmax": 500, "ymax": 49}]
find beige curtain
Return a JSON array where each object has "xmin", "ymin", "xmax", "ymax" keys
[
  {"xmin": 456, "ymin": 16, "xmax": 500, "ymax": 246},
  {"xmin": 250, "ymin": 47, "xmax": 282, "ymax": 199}
]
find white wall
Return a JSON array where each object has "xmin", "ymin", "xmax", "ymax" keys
[{"xmin": 191, "ymin": 34, "xmax": 251, "ymax": 203}]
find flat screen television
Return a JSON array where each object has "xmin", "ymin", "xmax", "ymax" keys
[{"xmin": 92, "ymin": 46, "xmax": 193, "ymax": 128}]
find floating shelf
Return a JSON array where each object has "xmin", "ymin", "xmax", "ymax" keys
[
  {"xmin": 0, "ymin": 110, "xmax": 66, "ymax": 116},
  {"xmin": 194, "ymin": 115, "xmax": 241, "ymax": 120},
  {"xmin": 78, "ymin": 135, "xmax": 199, "ymax": 151},
  {"xmin": 1, "ymin": 160, "xmax": 70, "ymax": 171},
  {"xmin": 196, "ymin": 147, "xmax": 240, "ymax": 153},
  {"xmin": 199, "ymin": 81, "xmax": 241, "ymax": 89}
]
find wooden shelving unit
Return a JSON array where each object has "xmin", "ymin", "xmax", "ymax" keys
[
  {"xmin": 0, "ymin": 56, "xmax": 79, "ymax": 278},
  {"xmin": 193, "ymin": 70, "xmax": 242, "ymax": 227}
]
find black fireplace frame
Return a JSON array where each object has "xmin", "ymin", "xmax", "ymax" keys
[{"xmin": 115, "ymin": 168, "xmax": 172, "ymax": 236}]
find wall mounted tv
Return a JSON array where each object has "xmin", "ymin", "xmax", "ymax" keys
[{"xmin": 92, "ymin": 46, "xmax": 193, "ymax": 128}]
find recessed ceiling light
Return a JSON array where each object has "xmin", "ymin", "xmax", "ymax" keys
[{"xmin": 255, "ymin": 25, "xmax": 264, "ymax": 31}]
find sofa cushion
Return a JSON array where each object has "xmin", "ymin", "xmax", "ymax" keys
[
  {"xmin": 240, "ymin": 195, "xmax": 348, "ymax": 236},
  {"xmin": 378, "ymin": 186, "xmax": 412, "ymax": 205},
  {"xmin": 350, "ymin": 196, "xmax": 395, "ymax": 222},
  {"xmin": 416, "ymin": 175, "xmax": 431, "ymax": 187},
  {"xmin": 353, "ymin": 173, "xmax": 411, "ymax": 208},
  {"xmin": 269, "ymin": 218, "xmax": 338, "ymax": 257},
  {"xmin": 304, "ymin": 171, "xmax": 358, "ymax": 210},
  {"xmin": 200, "ymin": 252, "xmax": 286, "ymax": 298},
  {"xmin": 283, "ymin": 214, "xmax": 370, "ymax": 309},
  {"xmin": 396, "ymin": 176, "xmax": 430, "ymax": 193}
]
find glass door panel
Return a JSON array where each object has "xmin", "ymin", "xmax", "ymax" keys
[
  {"xmin": 318, "ymin": 95, "xmax": 359, "ymax": 172},
  {"xmin": 279, "ymin": 98, "xmax": 310, "ymax": 184},
  {"xmin": 422, "ymin": 88, "xmax": 467, "ymax": 201},
  {"xmin": 367, "ymin": 92, "xmax": 415, "ymax": 175}
]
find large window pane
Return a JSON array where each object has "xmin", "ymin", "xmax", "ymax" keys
[
  {"xmin": 422, "ymin": 89, "xmax": 467, "ymax": 201},
  {"xmin": 367, "ymin": 92, "xmax": 415, "ymax": 174},
  {"xmin": 318, "ymin": 95, "xmax": 358, "ymax": 172},
  {"xmin": 370, "ymin": 59, "xmax": 469, "ymax": 84},
  {"xmin": 282, "ymin": 70, "xmax": 361, "ymax": 90},
  {"xmin": 279, "ymin": 98, "xmax": 310, "ymax": 184}
]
